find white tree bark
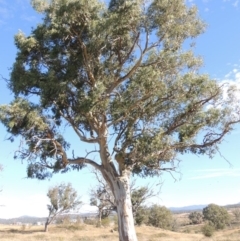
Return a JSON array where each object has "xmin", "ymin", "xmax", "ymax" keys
[
  {"xmin": 103, "ymin": 170, "xmax": 138, "ymax": 241},
  {"xmin": 99, "ymin": 124, "xmax": 138, "ymax": 241}
]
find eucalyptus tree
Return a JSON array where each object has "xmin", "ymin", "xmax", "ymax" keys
[
  {"xmin": 45, "ymin": 183, "xmax": 82, "ymax": 232},
  {"xmin": 0, "ymin": 0, "xmax": 240, "ymax": 240}
]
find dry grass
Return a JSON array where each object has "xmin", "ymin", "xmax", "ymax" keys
[{"xmin": 1, "ymin": 223, "xmax": 240, "ymax": 241}]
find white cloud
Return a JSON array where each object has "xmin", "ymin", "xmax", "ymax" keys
[
  {"xmin": 233, "ymin": 0, "xmax": 239, "ymax": 7},
  {"xmin": 188, "ymin": 168, "xmax": 240, "ymax": 180},
  {"xmin": 208, "ymin": 67, "xmax": 240, "ymax": 114}
]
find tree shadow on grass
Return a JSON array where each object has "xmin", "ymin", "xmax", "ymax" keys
[{"xmin": 0, "ymin": 228, "xmax": 45, "ymax": 234}]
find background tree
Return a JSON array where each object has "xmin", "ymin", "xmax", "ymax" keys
[
  {"xmin": 45, "ymin": 183, "xmax": 82, "ymax": 232},
  {"xmin": 89, "ymin": 172, "xmax": 116, "ymax": 226},
  {"xmin": 188, "ymin": 211, "xmax": 203, "ymax": 225},
  {"xmin": 202, "ymin": 204, "xmax": 230, "ymax": 230},
  {"xmin": 131, "ymin": 183, "xmax": 157, "ymax": 224},
  {"xmin": 232, "ymin": 208, "xmax": 240, "ymax": 222},
  {"xmin": 147, "ymin": 205, "xmax": 173, "ymax": 230},
  {"xmin": 0, "ymin": 0, "xmax": 240, "ymax": 240}
]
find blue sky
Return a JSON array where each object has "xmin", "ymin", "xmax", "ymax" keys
[{"xmin": 0, "ymin": 0, "xmax": 240, "ymax": 219}]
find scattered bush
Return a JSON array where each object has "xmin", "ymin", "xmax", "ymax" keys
[
  {"xmin": 135, "ymin": 206, "xmax": 149, "ymax": 225},
  {"xmin": 147, "ymin": 205, "xmax": 173, "ymax": 230},
  {"xmin": 232, "ymin": 208, "xmax": 240, "ymax": 222},
  {"xmin": 183, "ymin": 227, "xmax": 191, "ymax": 233},
  {"xmin": 203, "ymin": 204, "xmax": 230, "ymax": 229},
  {"xmin": 83, "ymin": 218, "xmax": 97, "ymax": 226},
  {"xmin": 188, "ymin": 211, "xmax": 203, "ymax": 224},
  {"xmin": 171, "ymin": 218, "xmax": 180, "ymax": 232},
  {"xmin": 96, "ymin": 217, "xmax": 111, "ymax": 227},
  {"xmin": 21, "ymin": 224, "xmax": 27, "ymax": 231},
  {"xmin": 201, "ymin": 224, "xmax": 215, "ymax": 237}
]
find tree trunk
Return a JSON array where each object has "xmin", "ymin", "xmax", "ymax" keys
[
  {"xmin": 99, "ymin": 208, "xmax": 102, "ymax": 226},
  {"xmin": 111, "ymin": 172, "xmax": 138, "ymax": 241},
  {"xmin": 98, "ymin": 126, "xmax": 137, "ymax": 240},
  {"xmin": 44, "ymin": 222, "xmax": 49, "ymax": 232}
]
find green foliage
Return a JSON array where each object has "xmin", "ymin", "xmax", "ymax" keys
[
  {"xmin": 201, "ymin": 223, "xmax": 215, "ymax": 237},
  {"xmin": 188, "ymin": 211, "xmax": 203, "ymax": 224},
  {"xmin": 0, "ymin": 0, "xmax": 238, "ymax": 182},
  {"xmin": 203, "ymin": 204, "xmax": 230, "ymax": 230},
  {"xmin": 131, "ymin": 185, "xmax": 155, "ymax": 224},
  {"xmin": 147, "ymin": 205, "xmax": 173, "ymax": 230},
  {"xmin": 134, "ymin": 206, "xmax": 149, "ymax": 226}
]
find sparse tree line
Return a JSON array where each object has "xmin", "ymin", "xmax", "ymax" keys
[
  {"xmin": 188, "ymin": 204, "xmax": 240, "ymax": 237},
  {"xmin": 45, "ymin": 181, "xmax": 240, "ymax": 238}
]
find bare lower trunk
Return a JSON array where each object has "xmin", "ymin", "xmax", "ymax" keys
[
  {"xmin": 44, "ymin": 222, "xmax": 49, "ymax": 232},
  {"xmin": 111, "ymin": 172, "xmax": 138, "ymax": 241},
  {"xmin": 99, "ymin": 208, "xmax": 102, "ymax": 226},
  {"xmin": 98, "ymin": 126, "xmax": 137, "ymax": 240}
]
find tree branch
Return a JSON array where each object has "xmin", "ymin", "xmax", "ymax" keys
[{"xmin": 68, "ymin": 157, "xmax": 102, "ymax": 172}]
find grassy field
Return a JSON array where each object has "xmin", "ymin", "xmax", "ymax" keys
[{"xmin": 0, "ymin": 223, "xmax": 240, "ymax": 241}]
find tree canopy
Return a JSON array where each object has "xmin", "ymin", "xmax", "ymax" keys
[{"xmin": 0, "ymin": 0, "xmax": 239, "ymax": 179}]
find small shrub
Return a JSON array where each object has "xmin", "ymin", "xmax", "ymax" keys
[
  {"xmin": 147, "ymin": 205, "xmax": 173, "ymax": 230},
  {"xmin": 183, "ymin": 227, "xmax": 191, "ymax": 233},
  {"xmin": 188, "ymin": 211, "xmax": 203, "ymax": 224},
  {"xmin": 21, "ymin": 224, "xmax": 28, "ymax": 231},
  {"xmin": 171, "ymin": 218, "xmax": 180, "ymax": 232},
  {"xmin": 101, "ymin": 217, "xmax": 111, "ymax": 227},
  {"xmin": 84, "ymin": 218, "xmax": 97, "ymax": 226},
  {"xmin": 65, "ymin": 224, "xmax": 85, "ymax": 231},
  {"xmin": 201, "ymin": 224, "xmax": 215, "ymax": 237}
]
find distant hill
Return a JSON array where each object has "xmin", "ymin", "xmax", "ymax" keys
[
  {"xmin": 0, "ymin": 216, "xmax": 46, "ymax": 224},
  {"xmin": 169, "ymin": 202, "xmax": 240, "ymax": 213},
  {"xmin": 0, "ymin": 212, "xmax": 97, "ymax": 224},
  {"xmin": 224, "ymin": 203, "xmax": 240, "ymax": 209},
  {"xmin": 169, "ymin": 205, "xmax": 207, "ymax": 213}
]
